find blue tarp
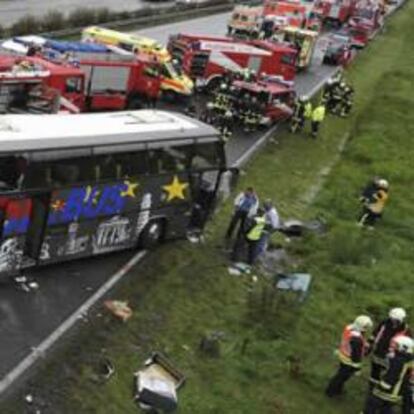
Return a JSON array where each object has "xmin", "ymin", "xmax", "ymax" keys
[{"xmin": 44, "ymin": 40, "xmax": 110, "ymax": 53}]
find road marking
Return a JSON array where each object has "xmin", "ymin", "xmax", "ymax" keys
[{"xmin": 0, "ymin": 250, "xmax": 146, "ymax": 396}]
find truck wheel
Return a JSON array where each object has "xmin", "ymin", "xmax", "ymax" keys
[{"xmin": 139, "ymin": 220, "xmax": 165, "ymax": 249}]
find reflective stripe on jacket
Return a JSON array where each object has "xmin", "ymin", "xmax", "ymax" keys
[
  {"xmin": 338, "ymin": 324, "xmax": 367, "ymax": 369},
  {"xmin": 312, "ymin": 105, "xmax": 326, "ymax": 122},
  {"xmin": 246, "ymin": 216, "xmax": 266, "ymax": 241},
  {"xmin": 373, "ymin": 353, "xmax": 414, "ymax": 403}
]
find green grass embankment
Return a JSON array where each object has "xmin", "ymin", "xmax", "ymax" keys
[{"xmin": 1, "ymin": 1, "xmax": 414, "ymax": 413}]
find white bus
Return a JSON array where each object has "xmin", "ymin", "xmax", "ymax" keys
[{"xmin": 0, "ymin": 110, "xmax": 226, "ymax": 278}]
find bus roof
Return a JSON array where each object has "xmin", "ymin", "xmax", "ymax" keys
[{"xmin": 0, "ymin": 110, "xmax": 219, "ymax": 154}]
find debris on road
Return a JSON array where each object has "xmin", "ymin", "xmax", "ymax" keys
[
  {"xmin": 13, "ymin": 275, "xmax": 39, "ymax": 293},
  {"xmin": 104, "ymin": 300, "xmax": 133, "ymax": 322},
  {"xmin": 133, "ymin": 352, "xmax": 185, "ymax": 413}
]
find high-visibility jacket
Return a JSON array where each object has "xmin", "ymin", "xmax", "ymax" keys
[
  {"xmin": 304, "ymin": 102, "xmax": 313, "ymax": 118},
  {"xmin": 312, "ymin": 105, "xmax": 326, "ymax": 122},
  {"xmin": 338, "ymin": 324, "xmax": 368, "ymax": 369},
  {"xmin": 367, "ymin": 189, "xmax": 388, "ymax": 214},
  {"xmin": 373, "ymin": 352, "xmax": 414, "ymax": 403},
  {"xmin": 246, "ymin": 216, "xmax": 266, "ymax": 241}
]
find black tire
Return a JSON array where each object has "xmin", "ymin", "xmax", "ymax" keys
[
  {"xmin": 139, "ymin": 220, "xmax": 165, "ymax": 249},
  {"xmin": 127, "ymin": 97, "xmax": 143, "ymax": 109}
]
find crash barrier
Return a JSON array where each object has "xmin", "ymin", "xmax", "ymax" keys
[{"xmin": 0, "ymin": 0, "xmax": 235, "ymax": 40}]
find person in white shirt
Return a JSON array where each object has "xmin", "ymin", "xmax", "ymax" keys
[{"xmin": 257, "ymin": 199, "xmax": 281, "ymax": 255}]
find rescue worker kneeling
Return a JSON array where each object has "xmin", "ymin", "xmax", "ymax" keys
[
  {"xmin": 362, "ymin": 335, "xmax": 414, "ymax": 414},
  {"xmin": 326, "ymin": 315, "xmax": 373, "ymax": 397}
]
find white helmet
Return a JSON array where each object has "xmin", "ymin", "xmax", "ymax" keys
[
  {"xmin": 377, "ymin": 179, "xmax": 389, "ymax": 190},
  {"xmin": 394, "ymin": 335, "xmax": 414, "ymax": 354},
  {"xmin": 354, "ymin": 315, "xmax": 373, "ymax": 332},
  {"xmin": 389, "ymin": 307, "xmax": 406, "ymax": 322}
]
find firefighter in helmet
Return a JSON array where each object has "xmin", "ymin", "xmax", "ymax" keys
[
  {"xmin": 290, "ymin": 95, "xmax": 309, "ymax": 133},
  {"xmin": 369, "ymin": 308, "xmax": 410, "ymax": 387},
  {"xmin": 326, "ymin": 315, "xmax": 373, "ymax": 397},
  {"xmin": 362, "ymin": 335, "xmax": 414, "ymax": 414},
  {"xmin": 339, "ymin": 84, "xmax": 354, "ymax": 117},
  {"xmin": 358, "ymin": 178, "xmax": 389, "ymax": 227}
]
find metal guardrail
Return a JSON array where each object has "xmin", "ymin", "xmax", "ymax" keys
[{"xmin": 36, "ymin": 2, "xmax": 235, "ymax": 39}]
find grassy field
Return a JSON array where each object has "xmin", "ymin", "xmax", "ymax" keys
[{"xmin": 2, "ymin": 2, "xmax": 414, "ymax": 413}]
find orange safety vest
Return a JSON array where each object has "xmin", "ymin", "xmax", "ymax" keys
[{"xmin": 338, "ymin": 324, "xmax": 368, "ymax": 368}]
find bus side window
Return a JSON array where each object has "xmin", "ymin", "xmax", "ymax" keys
[
  {"xmin": 0, "ymin": 156, "xmax": 24, "ymax": 190},
  {"xmin": 148, "ymin": 146, "xmax": 192, "ymax": 174},
  {"xmin": 95, "ymin": 155, "xmax": 117, "ymax": 182},
  {"xmin": 115, "ymin": 151, "xmax": 148, "ymax": 179},
  {"xmin": 49, "ymin": 158, "xmax": 94, "ymax": 187}
]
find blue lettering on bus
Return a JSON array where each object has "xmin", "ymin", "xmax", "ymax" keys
[
  {"xmin": 4, "ymin": 217, "xmax": 30, "ymax": 236},
  {"xmin": 48, "ymin": 183, "xmax": 128, "ymax": 225}
]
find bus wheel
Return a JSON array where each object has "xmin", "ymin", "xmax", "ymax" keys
[{"xmin": 139, "ymin": 220, "xmax": 165, "ymax": 249}]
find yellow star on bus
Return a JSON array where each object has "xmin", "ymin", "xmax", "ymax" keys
[
  {"xmin": 163, "ymin": 176, "xmax": 188, "ymax": 202},
  {"xmin": 121, "ymin": 180, "xmax": 138, "ymax": 198}
]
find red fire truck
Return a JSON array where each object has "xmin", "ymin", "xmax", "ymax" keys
[
  {"xmin": 233, "ymin": 76, "xmax": 295, "ymax": 125},
  {"xmin": 347, "ymin": 0, "xmax": 382, "ymax": 47},
  {"xmin": 263, "ymin": 0, "xmax": 314, "ymax": 28},
  {"xmin": 0, "ymin": 54, "xmax": 162, "ymax": 114},
  {"xmin": 167, "ymin": 33, "xmax": 297, "ymax": 89},
  {"xmin": 314, "ymin": 0, "xmax": 358, "ymax": 27}
]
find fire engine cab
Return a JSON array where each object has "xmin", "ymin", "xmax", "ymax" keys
[
  {"xmin": 167, "ymin": 33, "xmax": 297, "ymax": 88},
  {"xmin": 232, "ymin": 76, "xmax": 295, "ymax": 125},
  {"xmin": 313, "ymin": 0, "xmax": 357, "ymax": 27},
  {"xmin": 0, "ymin": 55, "xmax": 84, "ymax": 114},
  {"xmin": 348, "ymin": 0, "xmax": 382, "ymax": 47},
  {"xmin": 0, "ymin": 54, "xmax": 163, "ymax": 114}
]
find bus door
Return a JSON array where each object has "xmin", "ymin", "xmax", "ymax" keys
[
  {"xmin": 23, "ymin": 192, "xmax": 50, "ymax": 261},
  {"xmin": 0, "ymin": 192, "xmax": 49, "ymax": 274}
]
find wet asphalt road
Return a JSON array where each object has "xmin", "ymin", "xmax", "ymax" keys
[
  {"xmin": 0, "ymin": 11, "xmax": 338, "ymax": 392},
  {"xmin": 0, "ymin": 251, "xmax": 134, "ymax": 380},
  {"xmin": 0, "ymin": 0, "xmax": 172, "ymax": 26}
]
